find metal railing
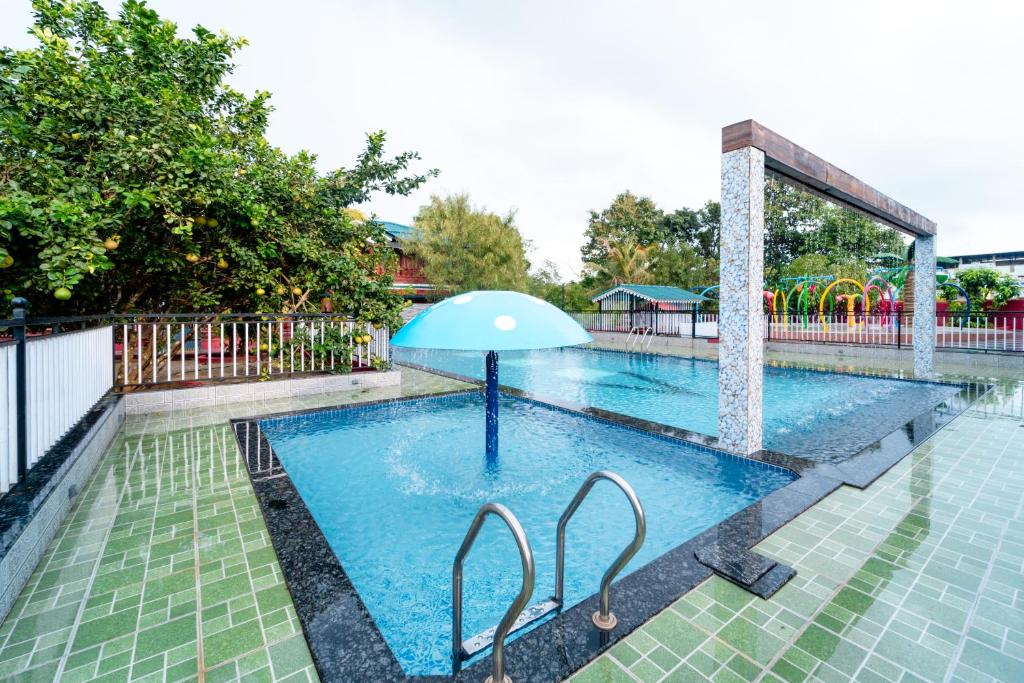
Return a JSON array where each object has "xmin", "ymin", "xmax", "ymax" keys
[
  {"xmin": 767, "ymin": 311, "xmax": 1024, "ymax": 352},
  {"xmin": 554, "ymin": 471, "xmax": 646, "ymax": 631},
  {"xmin": 0, "ymin": 301, "xmax": 393, "ymax": 495},
  {"xmin": 452, "ymin": 502, "xmax": 535, "ymax": 682},
  {"xmin": 568, "ymin": 308, "xmax": 1024, "ymax": 353},
  {"xmin": 568, "ymin": 310, "xmax": 718, "ymax": 338},
  {"xmin": 113, "ymin": 313, "xmax": 389, "ymax": 389}
]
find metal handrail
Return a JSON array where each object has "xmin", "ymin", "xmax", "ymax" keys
[
  {"xmin": 554, "ymin": 471, "xmax": 646, "ymax": 631},
  {"xmin": 453, "ymin": 502, "xmax": 535, "ymax": 683},
  {"xmin": 624, "ymin": 326, "xmax": 638, "ymax": 348}
]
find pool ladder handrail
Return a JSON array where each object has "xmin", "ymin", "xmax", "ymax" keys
[
  {"xmin": 625, "ymin": 326, "xmax": 638, "ymax": 347},
  {"xmin": 626, "ymin": 326, "xmax": 653, "ymax": 351},
  {"xmin": 554, "ymin": 470, "xmax": 646, "ymax": 631},
  {"xmin": 453, "ymin": 502, "xmax": 535, "ymax": 683}
]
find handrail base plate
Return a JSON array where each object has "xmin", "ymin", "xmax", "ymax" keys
[{"xmin": 461, "ymin": 599, "xmax": 560, "ymax": 660}]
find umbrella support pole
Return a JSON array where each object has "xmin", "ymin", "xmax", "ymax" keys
[{"xmin": 486, "ymin": 351, "xmax": 499, "ymax": 461}]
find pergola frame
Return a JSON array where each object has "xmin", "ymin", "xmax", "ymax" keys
[{"xmin": 717, "ymin": 120, "xmax": 937, "ymax": 455}]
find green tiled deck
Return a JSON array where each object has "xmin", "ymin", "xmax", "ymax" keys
[
  {"xmin": 1, "ymin": 356, "xmax": 1021, "ymax": 682},
  {"xmin": 0, "ymin": 369, "xmax": 465, "ymax": 683},
  {"xmin": 570, "ymin": 374, "xmax": 1024, "ymax": 683}
]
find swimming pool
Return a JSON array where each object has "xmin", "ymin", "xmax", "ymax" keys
[
  {"xmin": 393, "ymin": 347, "xmax": 963, "ymax": 462},
  {"xmin": 257, "ymin": 392, "xmax": 795, "ymax": 676}
]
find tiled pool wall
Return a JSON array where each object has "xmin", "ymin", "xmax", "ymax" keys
[{"xmin": 123, "ymin": 370, "xmax": 401, "ymax": 415}]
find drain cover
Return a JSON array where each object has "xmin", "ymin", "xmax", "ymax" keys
[{"xmin": 268, "ymin": 499, "xmax": 288, "ymax": 510}]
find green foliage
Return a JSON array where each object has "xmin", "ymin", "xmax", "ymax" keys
[
  {"xmin": 580, "ymin": 191, "xmax": 663, "ymax": 264},
  {"xmin": 0, "ymin": 0, "xmax": 436, "ymax": 323},
  {"xmin": 283, "ymin": 326, "xmax": 354, "ymax": 374},
  {"xmin": 662, "ymin": 201, "xmax": 720, "ymax": 260},
  {"xmin": 527, "ymin": 261, "xmax": 594, "ymax": 310},
  {"xmin": 650, "ymin": 243, "xmax": 718, "ymax": 289},
  {"xmin": 591, "ymin": 238, "xmax": 653, "ymax": 285},
  {"xmin": 778, "ymin": 254, "xmax": 831, "ymax": 281},
  {"xmin": 949, "ymin": 267, "xmax": 1021, "ymax": 309},
  {"xmin": 406, "ymin": 194, "xmax": 530, "ymax": 292},
  {"xmin": 578, "ymin": 180, "xmax": 903, "ymax": 293}
]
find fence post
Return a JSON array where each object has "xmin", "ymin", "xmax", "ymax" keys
[
  {"xmin": 691, "ymin": 308, "xmax": 697, "ymax": 339},
  {"xmin": 11, "ymin": 297, "xmax": 28, "ymax": 481},
  {"xmin": 896, "ymin": 306, "xmax": 902, "ymax": 350}
]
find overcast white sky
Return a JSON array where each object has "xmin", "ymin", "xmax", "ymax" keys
[{"xmin": 3, "ymin": 1, "xmax": 1022, "ymax": 278}]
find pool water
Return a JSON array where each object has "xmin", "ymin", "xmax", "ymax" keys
[
  {"xmin": 259, "ymin": 393, "xmax": 794, "ymax": 675},
  {"xmin": 394, "ymin": 347, "xmax": 962, "ymax": 462}
]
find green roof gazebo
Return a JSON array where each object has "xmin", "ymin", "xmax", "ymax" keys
[{"xmin": 592, "ymin": 284, "xmax": 707, "ymax": 334}]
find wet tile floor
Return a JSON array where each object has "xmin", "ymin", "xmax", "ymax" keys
[
  {"xmin": 1, "ymin": 357, "xmax": 1022, "ymax": 682},
  {"xmin": 0, "ymin": 369, "xmax": 466, "ymax": 683},
  {"xmin": 570, "ymin": 368, "xmax": 1024, "ymax": 682}
]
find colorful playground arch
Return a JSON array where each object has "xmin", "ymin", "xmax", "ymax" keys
[{"xmin": 819, "ymin": 278, "xmax": 869, "ymax": 331}]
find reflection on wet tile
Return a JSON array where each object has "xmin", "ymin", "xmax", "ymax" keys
[
  {"xmin": 0, "ymin": 367, "xmax": 467, "ymax": 682},
  {"xmin": 571, "ymin": 354, "xmax": 1024, "ymax": 683}
]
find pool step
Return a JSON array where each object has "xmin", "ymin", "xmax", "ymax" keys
[
  {"xmin": 460, "ymin": 598, "xmax": 561, "ymax": 659},
  {"xmin": 695, "ymin": 543, "xmax": 796, "ymax": 599}
]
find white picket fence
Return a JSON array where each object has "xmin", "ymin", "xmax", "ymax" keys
[
  {"xmin": 0, "ymin": 326, "xmax": 113, "ymax": 493},
  {"xmin": 568, "ymin": 311, "xmax": 718, "ymax": 337},
  {"xmin": 571, "ymin": 309, "xmax": 1024, "ymax": 353},
  {"xmin": 115, "ymin": 316, "xmax": 389, "ymax": 389},
  {"xmin": 767, "ymin": 314, "xmax": 1024, "ymax": 352}
]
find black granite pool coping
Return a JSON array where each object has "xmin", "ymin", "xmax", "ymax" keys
[{"xmin": 230, "ymin": 370, "xmax": 989, "ymax": 683}]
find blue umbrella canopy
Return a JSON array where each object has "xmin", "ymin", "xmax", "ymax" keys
[{"xmin": 391, "ymin": 290, "xmax": 592, "ymax": 351}]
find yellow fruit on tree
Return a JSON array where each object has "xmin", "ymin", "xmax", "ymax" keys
[
  {"xmin": 103, "ymin": 238, "xmax": 119, "ymax": 250},
  {"xmin": 54, "ymin": 287, "xmax": 72, "ymax": 300},
  {"xmin": 195, "ymin": 216, "xmax": 207, "ymax": 226},
  {"xmin": 259, "ymin": 343, "xmax": 269, "ymax": 351},
  {"xmin": 276, "ymin": 286, "xmax": 287, "ymax": 295},
  {"xmin": 291, "ymin": 286, "xmax": 302, "ymax": 296},
  {"xmin": 255, "ymin": 288, "xmax": 266, "ymax": 296},
  {"xmin": 185, "ymin": 253, "xmax": 200, "ymax": 263},
  {"xmin": 0, "ymin": 254, "xmax": 12, "ymax": 269},
  {"xmin": 207, "ymin": 218, "xmax": 219, "ymax": 228},
  {"xmin": 216, "ymin": 258, "xmax": 229, "ymax": 269}
]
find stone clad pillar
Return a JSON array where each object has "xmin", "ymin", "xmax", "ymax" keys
[
  {"xmin": 718, "ymin": 146, "xmax": 765, "ymax": 455},
  {"xmin": 913, "ymin": 235, "xmax": 936, "ymax": 377}
]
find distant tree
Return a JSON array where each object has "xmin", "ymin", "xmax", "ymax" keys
[
  {"xmin": 581, "ymin": 191, "xmax": 664, "ymax": 265},
  {"xmin": 662, "ymin": 201, "xmax": 720, "ymax": 260},
  {"xmin": 803, "ymin": 202, "xmax": 906, "ymax": 267},
  {"xmin": 407, "ymin": 194, "xmax": 530, "ymax": 292},
  {"xmin": 948, "ymin": 267, "xmax": 1021, "ymax": 309},
  {"xmin": 528, "ymin": 260, "xmax": 594, "ymax": 310},
  {"xmin": 0, "ymin": 0, "xmax": 436, "ymax": 323},
  {"xmin": 650, "ymin": 243, "xmax": 717, "ymax": 289},
  {"xmin": 778, "ymin": 254, "xmax": 831, "ymax": 281},
  {"xmin": 590, "ymin": 238, "xmax": 653, "ymax": 285},
  {"xmin": 764, "ymin": 181, "xmax": 820, "ymax": 278}
]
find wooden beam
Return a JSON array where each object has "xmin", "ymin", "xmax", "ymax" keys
[{"xmin": 722, "ymin": 120, "xmax": 936, "ymax": 236}]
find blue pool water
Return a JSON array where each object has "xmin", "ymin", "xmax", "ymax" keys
[
  {"xmin": 394, "ymin": 347, "xmax": 961, "ymax": 462},
  {"xmin": 259, "ymin": 393, "xmax": 795, "ymax": 675}
]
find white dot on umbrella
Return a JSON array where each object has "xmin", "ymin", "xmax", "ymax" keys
[
  {"xmin": 452, "ymin": 294, "xmax": 473, "ymax": 305},
  {"xmin": 494, "ymin": 315, "xmax": 517, "ymax": 331}
]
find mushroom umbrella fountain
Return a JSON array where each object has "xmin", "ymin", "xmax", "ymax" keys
[{"xmin": 390, "ymin": 291, "xmax": 592, "ymax": 462}]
